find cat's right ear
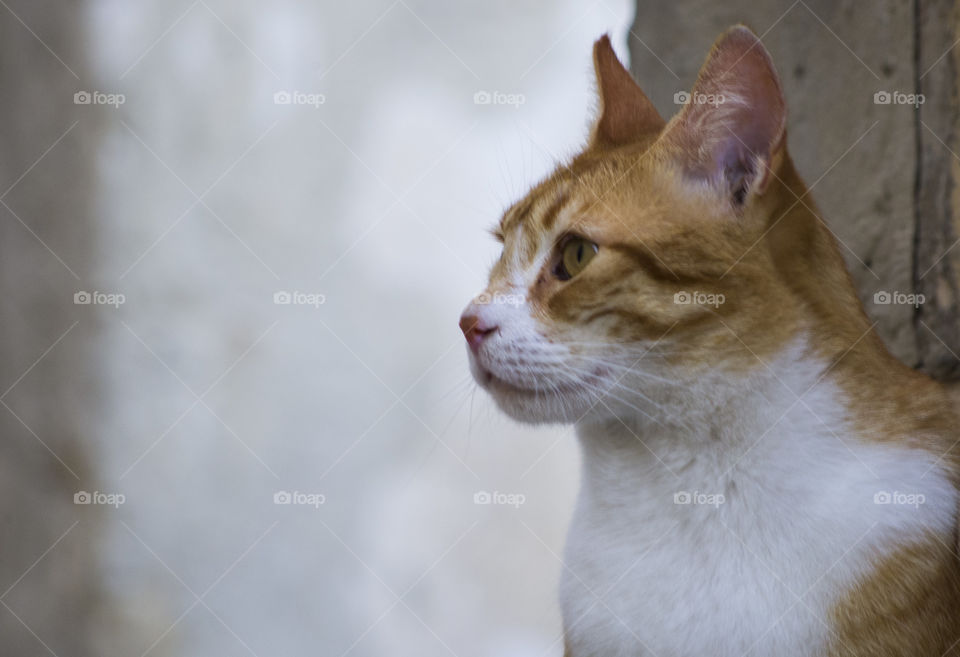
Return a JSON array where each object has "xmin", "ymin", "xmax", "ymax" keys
[
  {"xmin": 664, "ymin": 26, "xmax": 787, "ymax": 206},
  {"xmin": 589, "ymin": 35, "xmax": 665, "ymax": 148}
]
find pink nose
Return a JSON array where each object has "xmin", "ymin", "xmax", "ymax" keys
[{"xmin": 459, "ymin": 311, "xmax": 498, "ymax": 353}]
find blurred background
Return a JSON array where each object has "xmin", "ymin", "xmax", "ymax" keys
[{"xmin": 2, "ymin": 1, "xmax": 959, "ymax": 656}]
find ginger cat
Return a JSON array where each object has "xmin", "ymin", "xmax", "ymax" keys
[{"xmin": 460, "ymin": 26, "xmax": 960, "ymax": 657}]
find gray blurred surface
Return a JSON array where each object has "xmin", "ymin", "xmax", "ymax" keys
[
  {"xmin": 915, "ymin": 0, "xmax": 960, "ymax": 380},
  {"xmin": 1, "ymin": 1, "xmax": 630, "ymax": 655},
  {"xmin": 0, "ymin": 2, "xmax": 115, "ymax": 655}
]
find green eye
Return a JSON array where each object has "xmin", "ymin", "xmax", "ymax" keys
[{"xmin": 557, "ymin": 238, "xmax": 598, "ymax": 280}]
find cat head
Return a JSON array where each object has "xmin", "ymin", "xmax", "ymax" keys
[{"xmin": 461, "ymin": 26, "xmax": 859, "ymax": 425}]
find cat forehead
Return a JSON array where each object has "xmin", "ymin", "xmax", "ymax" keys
[
  {"xmin": 500, "ymin": 181, "xmax": 570, "ymax": 236},
  {"xmin": 498, "ymin": 154, "xmax": 679, "ymax": 245},
  {"xmin": 497, "ymin": 113, "xmax": 680, "ymax": 238},
  {"xmin": 499, "ymin": 168, "xmax": 616, "ymax": 238}
]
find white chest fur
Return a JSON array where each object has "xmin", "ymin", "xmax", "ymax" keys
[{"xmin": 560, "ymin": 348, "xmax": 957, "ymax": 657}]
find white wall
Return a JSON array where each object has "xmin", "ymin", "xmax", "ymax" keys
[{"xmin": 85, "ymin": 1, "xmax": 631, "ymax": 654}]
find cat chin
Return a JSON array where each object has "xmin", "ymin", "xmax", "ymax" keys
[
  {"xmin": 468, "ymin": 359, "xmax": 593, "ymax": 424},
  {"xmin": 489, "ymin": 391, "xmax": 586, "ymax": 425}
]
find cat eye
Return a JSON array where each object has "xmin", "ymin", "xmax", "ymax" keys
[{"xmin": 556, "ymin": 238, "xmax": 599, "ymax": 280}]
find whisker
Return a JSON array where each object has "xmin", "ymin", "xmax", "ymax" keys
[
  {"xmin": 557, "ymin": 363, "xmax": 695, "ymax": 432},
  {"xmin": 569, "ymin": 357, "xmax": 687, "ymax": 387},
  {"xmin": 553, "ymin": 366, "xmax": 670, "ymax": 428},
  {"xmin": 434, "ymin": 373, "xmax": 477, "ymax": 404},
  {"xmin": 561, "ymin": 341, "xmax": 750, "ymax": 357}
]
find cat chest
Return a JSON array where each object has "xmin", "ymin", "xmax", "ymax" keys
[
  {"xmin": 558, "ymin": 457, "xmax": 956, "ymax": 657},
  {"xmin": 560, "ymin": 503, "xmax": 837, "ymax": 657}
]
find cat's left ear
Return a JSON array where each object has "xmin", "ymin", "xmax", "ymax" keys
[
  {"xmin": 590, "ymin": 35, "xmax": 665, "ymax": 148},
  {"xmin": 665, "ymin": 25, "xmax": 787, "ymax": 205}
]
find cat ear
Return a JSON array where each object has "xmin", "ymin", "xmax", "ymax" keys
[
  {"xmin": 666, "ymin": 25, "xmax": 786, "ymax": 205},
  {"xmin": 590, "ymin": 34, "xmax": 665, "ymax": 148}
]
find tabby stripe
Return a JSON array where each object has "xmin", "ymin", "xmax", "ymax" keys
[
  {"xmin": 540, "ymin": 192, "xmax": 569, "ymax": 232},
  {"xmin": 605, "ymin": 243, "xmax": 700, "ymax": 285}
]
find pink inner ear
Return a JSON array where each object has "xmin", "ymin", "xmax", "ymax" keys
[
  {"xmin": 670, "ymin": 26, "xmax": 786, "ymax": 197},
  {"xmin": 592, "ymin": 35, "xmax": 665, "ymax": 147}
]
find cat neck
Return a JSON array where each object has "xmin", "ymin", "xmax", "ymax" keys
[{"xmin": 574, "ymin": 333, "xmax": 843, "ymax": 488}]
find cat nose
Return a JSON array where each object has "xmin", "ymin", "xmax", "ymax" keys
[{"xmin": 459, "ymin": 311, "xmax": 498, "ymax": 353}]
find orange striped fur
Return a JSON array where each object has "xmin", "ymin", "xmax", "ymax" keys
[{"xmin": 462, "ymin": 26, "xmax": 960, "ymax": 656}]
